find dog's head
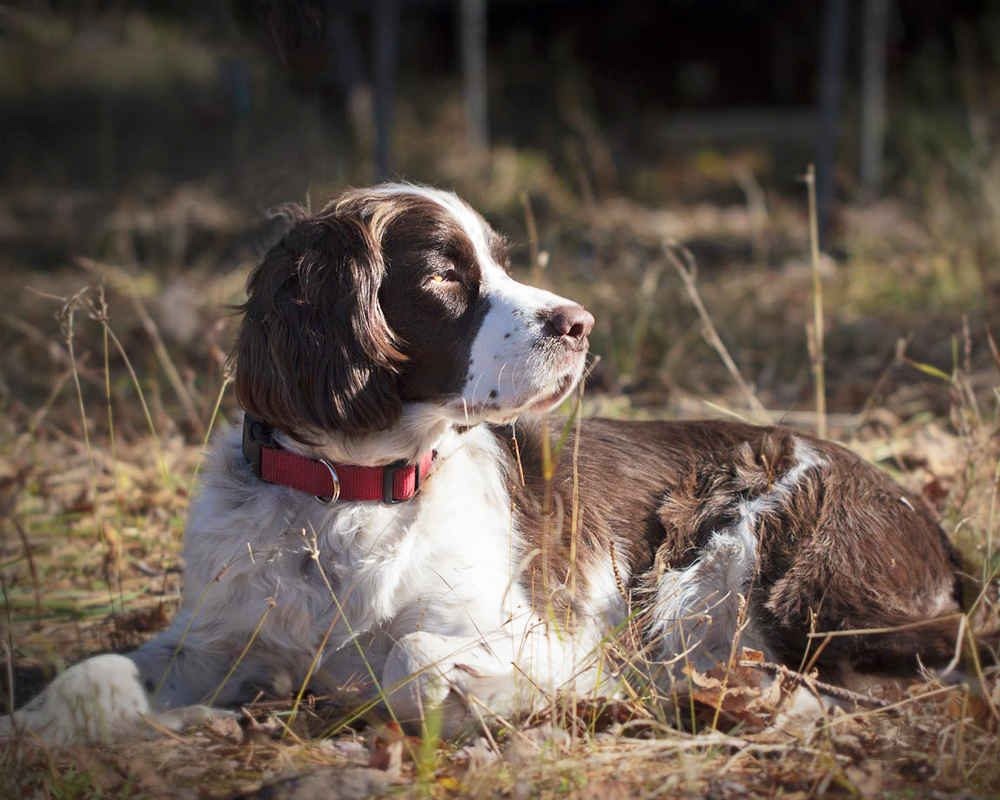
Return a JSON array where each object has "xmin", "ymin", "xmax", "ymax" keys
[{"xmin": 234, "ymin": 185, "xmax": 593, "ymax": 443}]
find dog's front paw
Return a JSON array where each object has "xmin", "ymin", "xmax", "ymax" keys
[
  {"xmin": 381, "ymin": 632, "xmax": 520, "ymax": 735},
  {"xmin": 383, "ymin": 631, "xmax": 460, "ymax": 717},
  {"xmin": 1, "ymin": 654, "xmax": 150, "ymax": 745}
]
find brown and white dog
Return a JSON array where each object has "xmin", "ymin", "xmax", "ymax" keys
[{"xmin": 4, "ymin": 185, "xmax": 994, "ymax": 744}]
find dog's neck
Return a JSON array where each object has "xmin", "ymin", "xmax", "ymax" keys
[{"xmin": 273, "ymin": 403, "xmax": 457, "ymax": 467}]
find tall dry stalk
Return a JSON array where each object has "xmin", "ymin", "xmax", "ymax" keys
[
  {"xmin": 61, "ymin": 291, "xmax": 124, "ymax": 613},
  {"xmin": 804, "ymin": 164, "xmax": 828, "ymax": 439},
  {"xmin": 187, "ymin": 370, "xmax": 234, "ymax": 493},
  {"xmin": 664, "ymin": 244, "xmax": 769, "ymax": 423},
  {"xmin": 522, "ymin": 192, "xmax": 543, "ymax": 286},
  {"xmin": 87, "ymin": 296, "xmax": 171, "ymax": 485},
  {"xmin": 734, "ymin": 165, "xmax": 769, "ymax": 269},
  {"xmin": 61, "ymin": 290, "xmax": 94, "ymax": 464},
  {"xmin": 78, "ymin": 257, "xmax": 205, "ymax": 437},
  {"xmin": 206, "ymin": 597, "xmax": 276, "ymax": 705}
]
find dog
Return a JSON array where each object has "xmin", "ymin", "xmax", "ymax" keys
[{"xmin": 4, "ymin": 184, "xmax": 994, "ymax": 745}]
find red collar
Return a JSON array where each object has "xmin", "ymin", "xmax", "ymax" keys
[{"xmin": 242, "ymin": 415, "xmax": 435, "ymax": 504}]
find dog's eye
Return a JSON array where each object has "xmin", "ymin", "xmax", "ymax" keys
[{"xmin": 427, "ymin": 269, "xmax": 462, "ymax": 286}]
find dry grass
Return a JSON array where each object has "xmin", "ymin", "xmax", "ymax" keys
[
  {"xmin": 2, "ymin": 10, "xmax": 1000, "ymax": 797},
  {"xmin": 2, "ymin": 203, "xmax": 998, "ymax": 797}
]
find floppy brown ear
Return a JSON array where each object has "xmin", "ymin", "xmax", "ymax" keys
[{"xmin": 234, "ymin": 208, "xmax": 404, "ymax": 440}]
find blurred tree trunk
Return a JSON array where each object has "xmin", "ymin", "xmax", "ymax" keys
[
  {"xmin": 460, "ymin": 0, "xmax": 489, "ymax": 153},
  {"xmin": 860, "ymin": 0, "xmax": 890, "ymax": 200},
  {"xmin": 817, "ymin": 0, "xmax": 847, "ymax": 247},
  {"xmin": 374, "ymin": 0, "xmax": 399, "ymax": 181},
  {"xmin": 326, "ymin": 2, "xmax": 372, "ymax": 150}
]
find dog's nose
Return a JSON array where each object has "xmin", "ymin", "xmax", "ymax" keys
[{"xmin": 542, "ymin": 304, "xmax": 595, "ymax": 342}]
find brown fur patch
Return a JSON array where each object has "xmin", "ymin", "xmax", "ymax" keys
[
  {"xmin": 234, "ymin": 189, "xmax": 498, "ymax": 440},
  {"xmin": 234, "ymin": 205, "xmax": 405, "ymax": 440},
  {"xmin": 497, "ymin": 417, "xmax": 970, "ymax": 674}
]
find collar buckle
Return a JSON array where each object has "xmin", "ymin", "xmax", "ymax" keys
[
  {"xmin": 382, "ymin": 459, "xmax": 410, "ymax": 504},
  {"xmin": 242, "ymin": 414, "xmax": 274, "ymax": 477}
]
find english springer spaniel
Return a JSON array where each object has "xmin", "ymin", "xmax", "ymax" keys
[{"xmin": 4, "ymin": 185, "xmax": 993, "ymax": 744}]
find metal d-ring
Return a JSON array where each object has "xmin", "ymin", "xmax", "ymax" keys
[{"xmin": 314, "ymin": 459, "xmax": 341, "ymax": 504}]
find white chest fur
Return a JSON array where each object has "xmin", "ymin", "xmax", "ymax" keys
[{"xmin": 179, "ymin": 424, "xmax": 523, "ymax": 683}]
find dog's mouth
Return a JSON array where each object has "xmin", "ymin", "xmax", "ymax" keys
[
  {"xmin": 524, "ymin": 370, "xmax": 580, "ymax": 413},
  {"xmin": 507, "ymin": 346, "xmax": 589, "ymax": 416},
  {"xmin": 447, "ymin": 350, "xmax": 587, "ymax": 424}
]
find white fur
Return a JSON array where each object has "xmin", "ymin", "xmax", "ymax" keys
[
  {"xmin": 579, "ymin": 552, "xmax": 631, "ymax": 635},
  {"xmin": 648, "ymin": 438, "xmax": 824, "ymax": 671},
  {"xmin": 460, "ymin": 266, "xmax": 584, "ymax": 418},
  {"xmin": 151, "ymin": 423, "xmax": 563, "ymax": 705},
  {"xmin": 0, "ymin": 655, "xmax": 150, "ymax": 745},
  {"xmin": 6, "ymin": 419, "xmax": 607, "ymax": 743}
]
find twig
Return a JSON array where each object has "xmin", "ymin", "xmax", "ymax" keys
[
  {"xmin": 243, "ymin": 693, "xmax": 347, "ymax": 714},
  {"xmin": 663, "ymin": 243, "xmax": 770, "ymax": 422},
  {"xmin": 807, "ymin": 614, "xmax": 965, "ymax": 639},
  {"xmin": 584, "ymin": 730, "xmax": 850, "ymax": 762},
  {"xmin": 826, "ymin": 684, "xmax": 960, "ymax": 727},
  {"xmin": 11, "ymin": 518, "xmax": 41, "ymax": 622},
  {"xmin": 138, "ymin": 713, "xmax": 189, "ymax": 743},
  {"xmin": 739, "ymin": 659, "xmax": 889, "ymax": 708}
]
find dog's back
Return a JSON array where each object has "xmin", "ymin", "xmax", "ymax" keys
[{"xmin": 501, "ymin": 417, "xmax": 979, "ymax": 676}]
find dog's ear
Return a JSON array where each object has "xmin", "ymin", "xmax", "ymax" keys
[{"xmin": 234, "ymin": 208, "xmax": 404, "ymax": 440}]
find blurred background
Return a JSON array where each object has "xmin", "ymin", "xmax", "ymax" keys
[{"xmin": 2, "ymin": 0, "xmax": 998, "ymax": 431}]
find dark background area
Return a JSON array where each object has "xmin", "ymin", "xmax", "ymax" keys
[
  {"xmin": 1, "ymin": 0, "xmax": 998, "ymax": 420},
  {"xmin": 4, "ymin": 1, "xmax": 998, "ymax": 199}
]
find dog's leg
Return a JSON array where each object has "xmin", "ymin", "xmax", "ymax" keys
[
  {"xmin": 647, "ymin": 518, "xmax": 769, "ymax": 675},
  {"xmin": 128, "ymin": 615, "xmax": 231, "ymax": 709},
  {"xmin": 0, "ymin": 655, "xmax": 244, "ymax": 746},
  {"xmin": 380, "ymin": 620, "xmax": 600, "ymax": 736},
  {"xmin": 0, "ymin": 617, "xmax": 248, "ymax": 745},
  {"xmin": 0, "ymin": 646, "xmax": 237, "ymax": 746},
  {"xmin": 381, "ymin": 631, "xmax": 519, "ymax": 735},
  {"xmin": 0, "ymin": 654, "xmax": 150, "ymax": 745}
]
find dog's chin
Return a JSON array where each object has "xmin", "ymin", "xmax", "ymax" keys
[
  {"xmin": 446, "ymin": 367, "xmax": 584, "ymax": 426},
  {"xmin": 522, "ymin": 370, "xmax": 581, "ymax": 414}
]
